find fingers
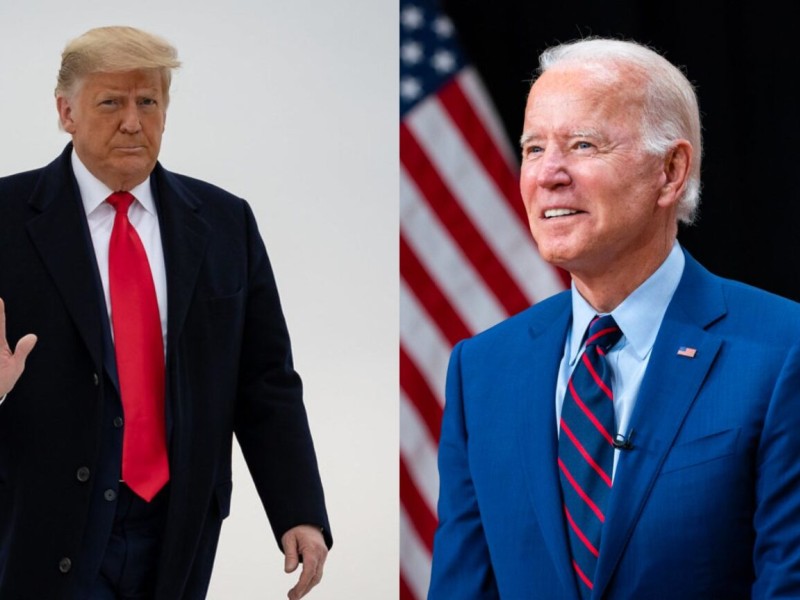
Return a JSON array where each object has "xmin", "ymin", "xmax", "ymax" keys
[
  {"xmin": 0, "ymin": 299, "xmax": 37, "ymax": 360},
  {"xmin": 0, "ymin": 298, "xmax": 38, "ymax": 396},
  {"xmin": 284, "ymin": 537, "xmax": 300, "ymax": 574},
  {"xmin": 0, "ymin": 298, "xmax": 7, "ymax": 350},
  {"xmin": 287, "ymin": 550, "xmax": 325, "ymax": 600},
  {"xmin": 282, "ymin": 525, "xmax": 328, "ymax": 600}
]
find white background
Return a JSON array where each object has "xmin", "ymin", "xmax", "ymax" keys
[{"xmin": 0, "ymin": 2, "xmax": 398, "ymax": 598}]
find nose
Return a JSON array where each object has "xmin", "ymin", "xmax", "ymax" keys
[
  {"xmin": 535, "ymin": 146, "xmax": 571, "ymax": 189},
  {"xmin": 119, "ymin": 104, "xmax": 142, "ymax": 134}
]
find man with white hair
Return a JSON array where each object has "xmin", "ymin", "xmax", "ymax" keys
[{"xmin": 429, "ymin": 37, "xmax": 800, "ymax": 599}]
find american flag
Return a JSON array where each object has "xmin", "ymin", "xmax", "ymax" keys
[{"xmin": 399, "ymin": 1, "xmax": 567, "ymax": 597}]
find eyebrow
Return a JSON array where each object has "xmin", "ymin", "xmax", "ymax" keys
[
  {"xmin": 95, "ymin": 86, "xmax": 160, "ymax": 95},
  {"xmin": 519, "ymin": 128, "xmax": 604, "ymax": 148},
  {"xmin": 519, "ymin": 132, "xmax": 537, "ymax": 148},
  {"xmin": 572, "ymin": 128, "xmax": 602, "ymax": 139}
]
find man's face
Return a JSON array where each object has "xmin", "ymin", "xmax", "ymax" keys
[
  {"xmin": 519, "ymin": 65, "xmax": 676, "ymax": 282},
  {"xmin": 57, "ymin": 69, "xmax": 166, "ymax": 191}
]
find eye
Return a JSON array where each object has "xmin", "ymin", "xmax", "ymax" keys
[
  {"xmin": 575, "ymin": 141, "xmax": 594, "ymax": 150},
  {"xmin": 139, "ymin": 97, "xmax": 158, "ymax": 107},
  {"xmin": 523, "ymin": 145, "xmax": 543, "ymax": 159}
]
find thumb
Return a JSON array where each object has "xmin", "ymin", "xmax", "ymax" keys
[
  {"xmin": 284, "ymin": 535, "xmax": 300, "ymax": 573},
  {"xmin": 14, "ymin": 334, "xmax": 37, "ymax": 363}
]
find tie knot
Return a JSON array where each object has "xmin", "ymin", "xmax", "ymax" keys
[
  {"xmin": 585, "ymin": 314, "xmax": 622, "ymax": 351},
  {"xmin": 107, "ymin": 191, "xmax": 135, "ymax": 214}
]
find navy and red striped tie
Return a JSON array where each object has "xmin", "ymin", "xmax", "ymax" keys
[{"xmin": 558, "ymin": 314, "xmax": 622, "ymax": 598}]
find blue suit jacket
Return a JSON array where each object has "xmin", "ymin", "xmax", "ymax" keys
[
  {"xmin": 0, "ymin": 144, "xmax": 331, "ymax": 599},
  {"xmin": 429, "ymin": 250, "xmax": 800, "ymax": 599}
]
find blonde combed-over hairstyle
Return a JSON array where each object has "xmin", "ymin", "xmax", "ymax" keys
[{"xmin": 55, "ymin": 26, "xmax": 181, "ymax": 105}]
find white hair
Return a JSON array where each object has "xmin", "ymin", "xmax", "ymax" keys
[{"xmin": 538, "ymin": 38, "xmax": 702, "ymax": 225}]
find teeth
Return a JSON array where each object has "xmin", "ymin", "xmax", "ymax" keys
[{"xmin": 544, "ymin": 208, "xmax": 578, "ymax": 218}]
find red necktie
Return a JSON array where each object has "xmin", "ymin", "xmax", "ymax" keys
[
  {"xmin": 107, "ymin": 191, "xmax": 169, "ymax": 502},
  {"xmin": 557, "ymin": 315, "xmax": 622, "ymax": 598}
]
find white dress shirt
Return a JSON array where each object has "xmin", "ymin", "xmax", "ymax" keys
[
  {"xmin": 555, "ymin": 242, "xmax": 685, "ymax": 476},
  {"xmin": 71, "ymin": 150, "xmax": 168, "ymax": 349}
]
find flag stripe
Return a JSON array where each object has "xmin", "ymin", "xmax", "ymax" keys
[
  {"xmin": 400, "ymin": 122, "xmax": 529, "ymax": 315},
  {"xmin": 401, "ymin": 169, "xmax": 507, "ymax": 333},
  {"xmin": 400, "ymin": 281, "xmax": 452, "ymax": 406},
  {"xmin": 401, "ymin": 456, "xmax": 438, "ymax": 551},
  {"xmin": 400, "ymin": 234, "xmax": 471, "ymax": 346},
  {"xmin": 438, "ymin": 74, "xmax": 525, "ymax": 224},
  {"xmin": 400, "ymin": 346, "xmax": 444, "ymax": 441},
  {"xmin": 400, "ymin": 574, "xmax": 416, "ymax": 600},
  {"xmin": 400, "ymin": 506, "xmax": 434, "ymax": 599},
  {"xmin": 458, "ymin": 67, "xmax": 518, "ymax": 170},
  {"xmin": 400, "ymin": 389, "xmax": 440, "ymax": 512}
]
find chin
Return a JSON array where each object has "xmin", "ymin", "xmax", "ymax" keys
[
  {"xmin": 532, "ymin": 238, "xmax": 562, "ymax": 263},
  {"xmin": 533, "ymin": 231, "xmax": 586, "ymax": 265},
  {"xmin": 114, "ymin": 161, "xmax": 153, "ymax": 179},
  {"xmin": 537, "ymin": 245, "xmax": 581, "ymax": 271}
]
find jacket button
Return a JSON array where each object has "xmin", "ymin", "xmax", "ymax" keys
[
  {"xmin": 76, "ymin": 467, "xmax": 90, "ymax": 483},
  {"xmin": 113, "ymin": 416, "xmax": 124, "ymax": 428},
  {"xmin": 58, "ymin": 557, "xmax": 72, "ymax": 573},
  {"xmin": 93, "ymin": 373, "xmax": 100, "ymax": 386},
  {"xmin": 104, "ymin": 489, "xmax": 117, "ymax": 502}
]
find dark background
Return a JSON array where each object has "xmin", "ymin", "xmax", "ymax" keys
[{"xmin": 441, "ymin": 0, "xmax": 800, "ymax": 301}]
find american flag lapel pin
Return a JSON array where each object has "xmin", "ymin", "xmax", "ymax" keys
[{"xmin": 677, "ymin": 346, "xmax": 697, "ymax": 358}]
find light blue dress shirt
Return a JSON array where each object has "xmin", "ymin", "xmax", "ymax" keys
[{"xmin": 555, "ymin": 242, "xmax": 685, "ymax": 476}]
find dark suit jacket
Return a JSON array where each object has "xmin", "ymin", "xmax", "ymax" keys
[
  {"xmin": 0, "ymin": 144, "xmax": 332, "ymax": 599},
  {"xmin": 429, "ymin": 250, "xmax": 800, "ymax": 599}
]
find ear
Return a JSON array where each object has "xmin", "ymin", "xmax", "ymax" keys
[
  {"xmin": 657, "ymin": 140, "xmax": 692, "ymax": 208},
  {"xmin": 56, "ymin": 95, "xmax": 77, "ymax": 133}
]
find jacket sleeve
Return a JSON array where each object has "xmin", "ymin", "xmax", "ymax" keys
[
  {"xmin": 752, "ymin": 341, "xmax": 800, "ymax": 598},
  {"xmin": 428, "ymin": 340, "xmax": 499, "ymax": 599},
  {"xmin": 233, "ymin": 200, "xmax": 332, "ymax": 550}
]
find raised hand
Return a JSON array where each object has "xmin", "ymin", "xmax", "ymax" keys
[{"xmin": 0, "ymin": 298, "xmax": 37, "ymax": 397}]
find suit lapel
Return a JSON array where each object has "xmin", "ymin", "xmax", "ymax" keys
[
  {"xmin": 516, "ymin": 293, "xmax": 582, "ymax": 600},
  {"xmin": 25, "ymin": 146, "xmax": 105, "ymax": 372},
  {"xmin": 151, "ymin": 165, "xmax": 210, "ymax": 357},
  {"xmin": 592, "ymin": 252, "xmax": 726, "ymax": 597}
]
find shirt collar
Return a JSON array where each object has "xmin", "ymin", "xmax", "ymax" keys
[
  {"xmin": 71, "ymin": 149, "xmax": 156, "ymax": 217},
  {"xmin": 567, "ymin": 242, "xmax": 685, "ymax": 364}
]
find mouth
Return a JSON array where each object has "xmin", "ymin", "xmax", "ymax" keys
[{"xmin": 543, "ymin": 208, "xmax": 581, "ymax": 219}]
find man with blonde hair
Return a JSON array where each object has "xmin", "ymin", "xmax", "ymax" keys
[
  {"xmin": 428, "ymin": 37, "xmax": 800, "ymax": 599},
  {"xmin": 0, "ymin": 26, "xmax": 331, "ymax": 599}
]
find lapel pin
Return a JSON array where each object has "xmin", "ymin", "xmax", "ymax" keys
[{"xmin": 677, "ymin": 346, "xmax": 697, "ymax": 358}]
